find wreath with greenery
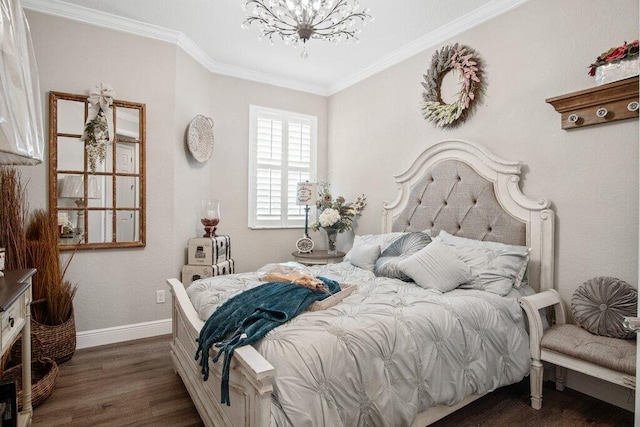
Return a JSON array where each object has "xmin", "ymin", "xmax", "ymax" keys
[
  {"xmin": 421, "ymin": 43, "xmax": 484, "ymax": 128},
  {"xmin": 83, "ymin": 109, "xmax": 109, "ymax": 172}
]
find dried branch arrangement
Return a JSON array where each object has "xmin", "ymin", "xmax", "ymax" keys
[
  {"xmin": 26, "ymin": 209, "xmax": 77, "ymax": 325},
  {"xmin": 0, "ymin": 168, "xmax": 77, "ymax": 326},
  {"xmin": 0, "ymin": 167, "xmax": 28, "ymax": 270}
]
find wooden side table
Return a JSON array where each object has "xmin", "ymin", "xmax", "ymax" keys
[
  {"xmin": 291, "ymin": 250, "xmax": 346, "ymax": 265},
  {"xmin": 0, "ymin": 269, "xmax": 35, "ymax": 426}
]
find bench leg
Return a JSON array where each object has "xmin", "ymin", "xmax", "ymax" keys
[
  {"xmin": 555, "ymin": 365, "xmax": 567, "ymax": 391},
  {"xmin": 530, "ymin": 359, "xmax": 544, "ymax": 410}
]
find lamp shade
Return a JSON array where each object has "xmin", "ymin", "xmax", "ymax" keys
[
  {"xmin": 0, "ymin": 0, "xmax": 44, "ymax": 165},
  {"xmin": 59, "ymin": 175, "xmax": 101, "ymax": 199},
  {"xmin": 296, "ymin": 182, "xmax": 317, "ymax": 206}
]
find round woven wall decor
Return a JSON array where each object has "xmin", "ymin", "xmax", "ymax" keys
[
  {"xmin": 187, "ymin": 115, "xmax": 214, "ymax": 163},
  {"xmin": 571, "ymin": 276, "xmax": 637, "ymax": 339},
  {"xmin": 421, "ymin": 43, "xmax": 484, "ymax": 128}
]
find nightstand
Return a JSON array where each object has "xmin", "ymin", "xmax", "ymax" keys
[
  {"xmin": 291, "ymin": 250, "xmax": 346, "ymax": 265},
  {"xmin": 0, "ymin": 269, "xmax": 35, "ymax": 426}
]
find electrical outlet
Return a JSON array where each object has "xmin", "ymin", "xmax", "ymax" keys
[{"xmin": 156, "ymin": 290, "xmax": 165, "ymax": 304}]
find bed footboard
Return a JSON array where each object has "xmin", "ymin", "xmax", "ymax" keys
[
  {"xmin": 167, "ymin": 277, "xmax": 485, "ymax": 426},
  {"xmin": 167, "ymin": 278, "xmax": 275, "ymax": 427}
]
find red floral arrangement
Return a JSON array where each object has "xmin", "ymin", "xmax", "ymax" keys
[{"xmin": 589, "ymin": 40, "xmax": 639, "ymax": 76}]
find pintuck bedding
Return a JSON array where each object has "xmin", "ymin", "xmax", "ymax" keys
[
  {"xmin": 170, "ymin": 139, "xmax": 556, "ymax": 427},
  {"xmin": 187, "ymin": 261, "xmax": 533, "ymax": 427}
]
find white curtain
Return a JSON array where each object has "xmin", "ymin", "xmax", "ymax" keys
[{"xmin": 0, "ymin": 0, "xmax": 44, "ymax": 165}]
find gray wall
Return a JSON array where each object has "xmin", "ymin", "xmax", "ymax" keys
[
  {"xmin": 326, "ymin": 0, "xmax": 638, "ymax": 409},
  {"xmin": 20, "ymin": 11, "xmax": 328, "ymax": 333},
  {"xmin": 328, "ymin": 0, "xmax": 639, "ymax": 306},
  {"xmin": 18, "ymin": 0, "xmax": 640, "ymax": 379}
]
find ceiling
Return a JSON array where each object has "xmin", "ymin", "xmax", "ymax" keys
[{"xmin": 23, "ymin": 0, "xmax": 525, "ymax": 95}]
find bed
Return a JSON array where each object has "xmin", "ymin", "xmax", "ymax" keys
[{"xmin": 167, "ymin": 138, "xmax": 555, "ymax": 426}]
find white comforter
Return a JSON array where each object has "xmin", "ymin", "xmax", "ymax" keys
[{"xmin": 187, "ymin": 262, "xmax": 531, "ymax": 427}]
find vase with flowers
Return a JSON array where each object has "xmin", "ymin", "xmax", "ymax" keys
[
  {"xmin": 589, "ymin": 40, "xmax": 639, "ymax": 85},
  {"xmin": 310, "ymin": 182, "xmax": 367, "ymax": 255}
]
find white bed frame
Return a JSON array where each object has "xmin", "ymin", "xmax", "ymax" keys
[{"xmin": 167, "ymin": 139, "xmax": 555, "ymax": 426}]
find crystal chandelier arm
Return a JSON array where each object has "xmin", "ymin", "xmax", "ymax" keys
[
  {"xmin": 242, "ymin": 0, "xmax": 373, "ymax": 51},
  {"xmin": 311, "ymin": 1, "xmax": 370, "ymax": 39},
  {"xmin": 244, "ymin": 0, "xmax": 298, "ymax": 39},
  {"xmin": 244, "ymin": 0, "xmax": 282, "ymax": 24},
  {"xmin": 311, "ymin": 0, "xmax": 354, "ymax": 27},
  {"xmin": 312, "ymin": 29, "xmax": 358, "ymax": 41},
  {"xmin": 310, "ymin": 0, "xmax": 344, "ymax": 27},
  {"xmin": 258, "ymin": 28, "xmax": 295, "ymax": 41},
  {"xmin": 313, "ymin": 13, "xmax": 370, "ymax": 35}
]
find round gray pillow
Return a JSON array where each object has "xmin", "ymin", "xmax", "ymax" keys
[
  {"xmin": 374, "ymin": 232, "xmax": 432, "ymax": 281},
  {"xmin": 571, "ymin": 277, "xmax": 637, "ymax": 339}
]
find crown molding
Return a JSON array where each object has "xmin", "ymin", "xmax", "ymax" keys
[
  {"xmin": 21, "ymin": 0, "xmax": 328, "ymax": 96},
  {"xmin": 23, "ymin": 0, "xmax": 526, "ymax": 97},
  {"xmin": 174, "ymin": 31, "xmax": 328, "ymax": 95},
  {"xmin": 22, "ymin": 0, "xmax": 182, "ymax": 43},
  {"xmin": 327, "ymin": 0, "xmax": 529, "ymax": 95}
]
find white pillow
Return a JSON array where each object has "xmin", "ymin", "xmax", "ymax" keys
[
  {"xmin": 398, "ymin": 239, "xmax": 472, "ymax": 292},
  {"xmin": 349, "ymin": 242, "xmax": 381, "ymax": 271},
  {"xmin": 344, "ymin": 232, "xmax": 407, "ymax": 261},
  {"xmin": 438, "ymin": 230, "xmax": 530, "ymax": 296}
]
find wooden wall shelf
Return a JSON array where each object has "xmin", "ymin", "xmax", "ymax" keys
[{"xmin": 546, "ymin": 76, "xmax": 639, "ymax": 129}]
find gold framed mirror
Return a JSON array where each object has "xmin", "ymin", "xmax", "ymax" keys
[{"xmin": 49, "ymin": 91, "xmax": 146, "ymax": 250}]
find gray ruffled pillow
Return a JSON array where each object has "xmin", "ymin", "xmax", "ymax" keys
[
  {"xmin": 438, "ymin": 230, "xmax": 529, "ymax": 295},
  {"xmin": 571, "ymin": 277, "xmax": 638, "ymax": 339},
  {"xmin": 397, "ymin": 239, "xmax": 472, "ymax": 292},
  {"xmin": 374, "ymin": 232, "xmax": 432, "ymax": 281}
]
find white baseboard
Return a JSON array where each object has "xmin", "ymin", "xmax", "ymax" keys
[{"xmin": 76, "ymin": 318, "xmax": 172, "ymax": 349}]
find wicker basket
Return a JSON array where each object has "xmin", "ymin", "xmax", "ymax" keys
[
  {"xmin": 12, "ymin": 308, "xmax": 76, "ymax": 364},
  {"xmin": 3, "ymin": 357, "xmax": 58, "ymax": 410}
]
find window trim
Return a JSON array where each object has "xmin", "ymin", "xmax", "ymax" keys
[{"xmin": 248, "ymin": 105, "xmax": 317, "ymax": 229}]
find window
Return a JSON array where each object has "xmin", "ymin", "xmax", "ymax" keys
[{"xmin": 248, "ymin": 105, "xmax": 317, "ymax": 229}]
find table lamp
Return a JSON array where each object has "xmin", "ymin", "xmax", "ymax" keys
[
  {"xmin": 59, "ymin": 175, "xmax": 101, "ymax": 239},
  {"xmin": 295, "ymin": 181, "xmax": 317, "ymax": 253}
]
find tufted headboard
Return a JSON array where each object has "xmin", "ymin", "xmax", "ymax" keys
[{"xmin": 382, "ymin": 139, "xmax": 555, "ymax": 293}]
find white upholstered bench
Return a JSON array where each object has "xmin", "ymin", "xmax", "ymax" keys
[{"xmin": 519, "ymin": 289, "xmax": 636, "ymax": 409}]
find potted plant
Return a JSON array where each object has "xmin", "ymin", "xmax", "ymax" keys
[
  {"xmin": 0, "ymin": 168, "xmax": 65, "ymax": 409},
  {"xmin": 589, "ymin": 40, "xmax": 639, "ymax": 85},
  {"xmin": 0, "ymin": 168, "xmax": 77, "ymax": 364},
  {"xmin": 18, "ymin": 209, "xmax": 78, "ymax": 364}
]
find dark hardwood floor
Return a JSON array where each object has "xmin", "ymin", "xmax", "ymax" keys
[
  {"xmin": 32, "ymin": 335, "xmax": 633, "ymax": 426},
  {"xmin": 32, "ymin": 335, "xmax": 202, "ymax": 426}
]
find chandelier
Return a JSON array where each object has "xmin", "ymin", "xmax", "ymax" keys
[{"xmin": 241, "ymin": 0, "xmax": 373, "ymax": 59}]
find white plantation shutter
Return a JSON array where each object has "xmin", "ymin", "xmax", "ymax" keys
[
  {"xmin": 249, "ymin": 106, "xmax": 317, "ymax": 228},
  {"xmin": 255, "ymin": 114, "xmax": 282, "ymax": 222}
]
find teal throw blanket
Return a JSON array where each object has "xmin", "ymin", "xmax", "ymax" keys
[{"xmin": 195, "ymin": 277, "xmax": 340, "ymax": 405}]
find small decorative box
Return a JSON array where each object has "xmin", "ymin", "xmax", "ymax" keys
[
  {"xmin": 188, "ymin": 235, "xmax": 231, "ymax": 265},
  {"xmin": 595, "ymin": 57, "xmax": 639, "ymax": 86},
  {"xmin": 212, "ymin": 259, "xmax": 234, "ymax": 276},
  {"xmin": 182, "ymin": 259, "xmax": 235, "ymax": 285},
  {"xmin": 182, "ymin": 265, "xmax": 214, "ymax": 286}
]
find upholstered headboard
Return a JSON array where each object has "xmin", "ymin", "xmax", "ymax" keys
[{"xmin": 382, "ymin": 139, "xmax": 555, "ymax": 292}]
